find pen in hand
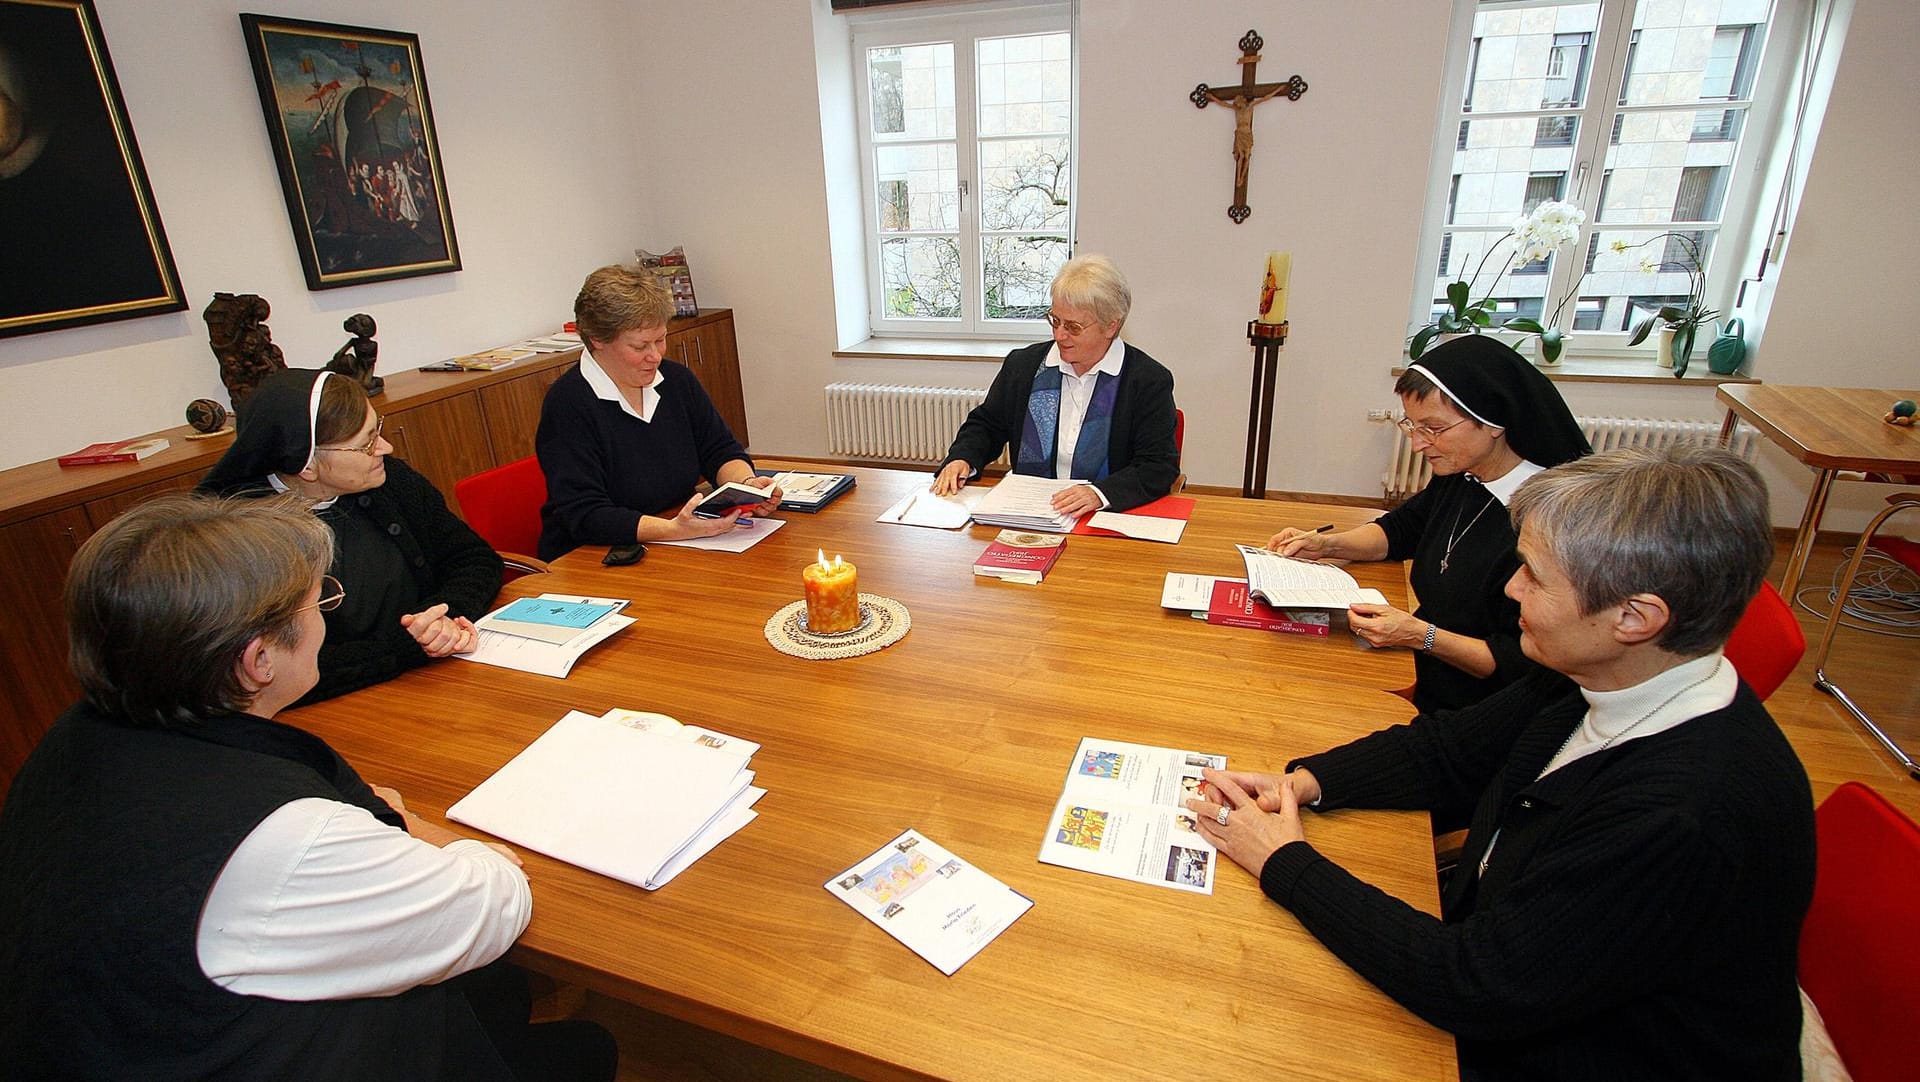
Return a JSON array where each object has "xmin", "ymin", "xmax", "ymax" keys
[{"xmin": 1313, "ymin": 523, "xmax": 1336, "ymax": 533}]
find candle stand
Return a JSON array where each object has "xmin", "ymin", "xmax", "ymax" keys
[{"xmin": 1242, "ymin": 320, "xmax": 1289, "ymax": 499}]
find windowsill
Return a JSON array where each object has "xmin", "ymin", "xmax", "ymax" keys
[
  {"xmin": 833, "ymin": 336, "xmax": 1018, "ymax": 363},
  {"xmin": 1393, "ymin": 355, "xmax": 1759, "ymax": 387}
]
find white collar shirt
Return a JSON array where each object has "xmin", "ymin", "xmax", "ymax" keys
[
  {"xmin": 580, "ymin": 349, "xmax": 664, "ymax": 423},
  {"xmin": 1471, "ymin": 458, "xmax": 1544, "ymax": 507},
  {"xmin": 1043, "ymin": 336, "xmax": 1127, "ymax": 506}
]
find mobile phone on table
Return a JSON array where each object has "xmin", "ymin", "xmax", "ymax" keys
[
  {"xmin": 691, "ymin": 482, "xmax": 770, "ymax": 519},
  {"xmin": 603, "ymin": 543, "xmax": 646, "ymax": 566}
]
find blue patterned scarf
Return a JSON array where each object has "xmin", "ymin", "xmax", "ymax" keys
[{"xmin": 1016, "ymin": 364, "xmax": 1118, "ymax": 481}]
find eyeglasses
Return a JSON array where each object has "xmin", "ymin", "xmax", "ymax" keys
[
  {"xmin": 1044, "ymin": 311, "xmax": 1092, "ymax": 337},
  {"xmin": 1395, "ymin": 415, "xmax": 1470, "ymax": 441},
  {"xmin": 317, "ymin": 417, "xmax": 384, "ymax": 457},
  {"xmin": 297, "ymin": 575, "xmax": 346, "ymax": 614}
]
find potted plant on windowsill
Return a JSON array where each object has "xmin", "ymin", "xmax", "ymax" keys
[
  {"xmin": 1408, "ymin": 200, "xmax": 1586, "ymax": 361},
  {"xmin": 1615, "ymin": 231, "xmax": 1718, "ymax": 377}
]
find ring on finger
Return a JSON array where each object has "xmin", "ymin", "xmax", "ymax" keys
[{"xmin": 1215, "ymin": 806, "xmax": 1231, "ymax": 826}]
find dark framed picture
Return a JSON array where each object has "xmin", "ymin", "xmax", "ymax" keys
[
  {"xmin": 239, "ymin": 14, "xmax": 460, "ymax": 291},
  {"xmin": 0, "ymin": 0, "xmax": 187, "ymax": 339}
]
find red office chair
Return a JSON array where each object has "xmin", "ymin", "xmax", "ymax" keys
[
  {"xmin": 1722, "ymin": 582, "xmax": 1805, "ymax": 701},
  {"xmin": 454, "ymin": 456, "xmax": 549, "ymax": 583},
  {"xmin": 1172, "ymin": 408, "xmax": 1187, "ymax": 493},
  {"xmin": 1798, "ymin": 782, "xmax": 1920, "ymax": 1082}
]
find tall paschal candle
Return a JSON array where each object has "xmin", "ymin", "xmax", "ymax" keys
[{"xmin": 803, "ymin": 550, "xmax": 860, "ymax": 634}]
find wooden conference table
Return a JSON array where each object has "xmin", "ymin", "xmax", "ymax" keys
[
  {"xmin": 289, "ymin": 465, "xmax": 1453, "ymax": 1082},
  {"xmin": 1717, "ymin": 383, "xmax": 1920, "ymax": 598}
]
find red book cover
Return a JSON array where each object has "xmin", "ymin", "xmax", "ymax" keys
[
  {"xmin": 57, "ymin": 437, "xmax": 170, "ymax": 467},
  {"xmin": 973, "ymin": 530, "xmax": 1067, "ymax": 585},
  {"xmin": 1070, "ymin": 495, "xmax": 1196, "ymax": 537},
  {"xmin": 1201, "ymin": 580, "xmax": 1331, "ymax": 636}
]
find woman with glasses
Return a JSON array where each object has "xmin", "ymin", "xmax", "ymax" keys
[
  {"xmin": 0, "ymin": 494, "xmax": 615, "ymax": 1080},
  {"xmin": 200, "ymin": 368, "xmax": 501, "ymax": 703},
  {"xmin": 1267, "ymin": 336, "xmax": 1589, "ymax": 713},
  {"xmin": 932, "ymin": 255, "xmax": 1179, "ymax": 516}
]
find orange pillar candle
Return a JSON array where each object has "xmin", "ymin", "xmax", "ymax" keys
[{"xmin": 802, "ymin": 550, "xmax": 860, "ymax": 633}]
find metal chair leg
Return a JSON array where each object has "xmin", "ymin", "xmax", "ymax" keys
[{"xmin": 1812, "ymin": 497, "xmax": 1920, "ymax": 781}]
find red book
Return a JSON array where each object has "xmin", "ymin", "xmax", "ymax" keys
[
  {"xmin": 973, "ymin": 530, "xmax": 1067, "ymax": 585},
  {"xmin": 57, "ymin": 437, "xmax": 169, "ymax": 467},
  {"xmin": 1070, "ymin": 495, "xmax": 1196, "ymax": 538},
  {"xmin": 1200, "ymin": 580, "xmax": 1331, "ymax": 636}
]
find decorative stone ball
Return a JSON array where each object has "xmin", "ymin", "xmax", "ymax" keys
[{"xmin": 186, "ymin": 398, "xmax": 228, "ymax": 433}]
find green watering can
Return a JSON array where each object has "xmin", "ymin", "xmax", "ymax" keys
[{"xmin": 1707, "ymin": 318, "xmax": 1746, "ymax": 376}]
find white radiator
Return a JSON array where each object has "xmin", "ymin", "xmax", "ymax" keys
[
  {"xmin": 1382, "ymin": 415, "xmax": 1757, "ymax": 501},
  {"xmin": 823, "ymin": 383, "xmax": 1003, "ymax": 464}
]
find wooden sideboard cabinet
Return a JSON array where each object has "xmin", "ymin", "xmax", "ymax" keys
[{"xmin": 0, "ymin": 308, "xmax": 747, "ymax": 793}]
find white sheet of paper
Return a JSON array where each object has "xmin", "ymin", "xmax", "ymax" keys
[
  {"xmin": 1160, "ymin": 573, "xmax": 1243, "ymax": 610},
  {"xmin": 877, "ymin": 484, "xmax": 982, "ymax": 529},
  {"xmin": 655, "ymin": 516, "xmax": 786, "ymax": 552},
  {"xmin": 1087, "ymin": 511, "xmax": 1186, "ymax": 544}
]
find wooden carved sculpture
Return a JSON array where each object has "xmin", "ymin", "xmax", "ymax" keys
[
  {"xmin": 204, "ymin": 292, "xmax": 286, "ymax": 412},
  {"xmin": 1191, "ymin": 30, "xmax": 1309, "ymax": 224},
  {"xmin": 325, "ymin": 313, "xmax": 383, "ymax": 396}
]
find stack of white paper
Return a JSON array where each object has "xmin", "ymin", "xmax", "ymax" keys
[
  {"xmin": 448, "ymin": 709, "xmax": 763, "ymax": 890},
  {"xmin": 969, "ymin": 473, "xmax": 1082, "ymax": 532},
  {"xmin": 457, "ymin": 594, "xmax": 634, "ymax": 678}
]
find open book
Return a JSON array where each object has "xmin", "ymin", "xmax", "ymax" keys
[
  {"xmin": 1037, "ymin": 737, "xmax": 1227, "ymax": 894},
  {"xmin": 1236, "ymin": 544, "xmax": 1387, "ymax": 609}
]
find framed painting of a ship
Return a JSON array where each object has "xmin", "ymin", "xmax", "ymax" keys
[
  {"xmin": 240, "ymin": 14, "xmax": 461, "ymax": 290},
  {"xmin": 0, "ymin": 0, "xmax": 188, "ymax": 338}
]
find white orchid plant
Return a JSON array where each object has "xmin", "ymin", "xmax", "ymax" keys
[{"xmin": 1410, "ymin": 199, "xmax": 1587, "ymax": 362}]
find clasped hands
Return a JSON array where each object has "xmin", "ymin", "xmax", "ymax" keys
[
  {"xmin": 1183, "ymin": 767, "xmax": 1321, "ymax": 875},
  {"xmin": 931, "ymin": 460, "xmax": 1102, "ymax": 515},
  {"xmin": 400, "ymin": 604, "xmax": 477, "ymax": 657}
]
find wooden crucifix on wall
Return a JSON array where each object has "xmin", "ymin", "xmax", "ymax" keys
[{"xmin": 1190, "ymin": 30, "xmax": 1308, "ymax": 224}]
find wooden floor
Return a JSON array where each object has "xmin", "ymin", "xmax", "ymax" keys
[{"xmin": 571, "ymin": 532, "xmax": 1920, "ymax": 1082}]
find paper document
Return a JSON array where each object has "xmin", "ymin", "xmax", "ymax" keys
[
  {"xmin": 827, "ymin": 829, "xmax": 1033, "ymax": 975},
  {"xmin": 1086, "ymin": 511, "xmax": 1186, "ymax": 544},
  {"xmin": 1160, "ymin": 573, "xmax": 1239, "ymax": 610},
  {"xmin": 876, "ymin": 484, "xmax": 983, "ymax": 529},
  {"xmin": 1037, "ymin": 737, "xmax": 1227, "ymax": 894},
  {"xmin": 1236, "ymin": 544, "xmax": 1387, "ymax": 608},
  {"xmin": 969, "ymin": 473, "xmax": 1083, "ymax": 532},
  {"xmin": 448, "ymin": 709, "xmax": 757, "ymax": 890},
  {"xmin": 655, "ymin": 517, "xmax": 786, "ymax": 552},
  {"xmin": 458, "ymin": 594, "xmax": 632, "ymax": 677}
]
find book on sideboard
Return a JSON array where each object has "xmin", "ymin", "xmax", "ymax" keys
[{"xmin": 58, "ymin": 437, "xmax": 169, "ymax": 467}]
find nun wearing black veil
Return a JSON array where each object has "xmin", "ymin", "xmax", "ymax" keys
[
  {"xmin": 1268, "ymin": 337, "xmax": 1590, "ymax": 714},
  {"xmin": 199, "ymin": 368, "xmax": 501, "ymax": 703}
]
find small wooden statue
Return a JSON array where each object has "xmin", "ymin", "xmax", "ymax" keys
[
  {"xmin": 204, "ymin": 293, "xmax": 287, "ymax": 412},
  {"xmin": 326, "ymin": 313, "xmax": 383, "ymax": 397}
]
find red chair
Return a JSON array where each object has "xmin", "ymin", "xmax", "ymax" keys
[
  {"xmin": 1798, "ymin": 782, "xmax": 1920, "ymax": 1082},
  {"xmin": 1722, "ymin": 581, "xmax": 1805, "ymax": 701},
  {"xmin": 1172, "ymin": 408, "xmax": 1187, "ymax": 493},
  {"xmin": 453, "ymin": 456, "xmax": 549, "ymax": 582}
]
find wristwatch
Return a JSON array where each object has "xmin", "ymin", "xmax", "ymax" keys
[{"xmin": 1420, "ymin": 623, "xmax": 1437, "ymax": 652}]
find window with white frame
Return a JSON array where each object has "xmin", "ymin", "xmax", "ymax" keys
[
  {"xmin": 853, "ymin": 5, "xmax": 1073, "ymax": 338},
  {"xmin": 1413, "ymin": 0, "xmax": 1795, "ymax": 360}
]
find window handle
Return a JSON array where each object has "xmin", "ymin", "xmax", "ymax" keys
[
  {"xmin": 958, "ymin": 178, "xmax": 969, "ymax": 210},
  {"xmin": 1573, "ymin": 161, "xmax": 1590, "ymax": 199}
]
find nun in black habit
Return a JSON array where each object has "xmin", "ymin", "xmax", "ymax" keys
[
  {"xmin": 1267, "ymin": 336, "xmax": 1589, "ymax": 714},
  {"xmin": 198, "ymin": 368, "xmax": 502, "ymax": 704}
]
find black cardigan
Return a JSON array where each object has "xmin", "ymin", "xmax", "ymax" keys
[
  {"xmin": 939, "ymin": 340, "xmax": 1179, "ymax": 512},
  {"xmin": 201, "ymin": 458, "xmax": 502, "ymax": 704},
  {"xmin": 1375, "ymin": 473, "xmax": 1537, "ymax": 713},
  {"xmin": 1267, "ymin": 668, "xmax": 1814, "ymax": 1080}
]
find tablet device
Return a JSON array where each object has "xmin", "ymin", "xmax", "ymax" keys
[{"xmin": 692, "ymin": 482, "xmax": 771, "ymax": 519}]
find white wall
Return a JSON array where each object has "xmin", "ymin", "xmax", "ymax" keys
[
  {"xmin": 9, "ymin": 0, "xmax": 1918, "ymax": 532},
  {"xmin": 0, "ymin": 0, "xmax": 653, "ymax": 470}
]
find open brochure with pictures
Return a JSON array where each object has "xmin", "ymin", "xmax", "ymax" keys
[
  {"xmin": 825, "ymin": 829, "xmax": 1034, "ymax": 976},
  {"xmin": 448, "ymin": 709, "xmax": 761, "ymax": 891},
  {"xmin": 457, "ymin": 594, "xmax": 634, "ymax": 678},
  {"xmin": 1037, "ymin": 737, "xmax": 1227, "ymax": 895},
  {"xmin": 1236, "ymin": 544, "xmax": 1387, "ymax": 609}
]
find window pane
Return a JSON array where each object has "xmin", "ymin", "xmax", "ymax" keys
[
  {"xmin": 1622, "ymin": 9, "xmax": 1764, "ymax": 106},
  {"xmin": 869, "ymin": 43, "xmax": 954, "ymax": 139},
  {"xmin": 979, "ymin": 32, "xmax": 1070, "ymax": 137},
  {"xmin": 1532, "ymin": 115, "xmax": 1578, "ymax": 147},
  {"xmin": 874, "ymin": 144, "xmax": 958, "ymax": 232},
  {"xmin": 979, "ymin": 137, "xmax": 1070, "ymax": 231},
  {"xmin": 1580, "ymin": 227, "xmax": 1717, "ymax": 331},
  {"xmin": 1599, "ymin": 110, "xmax": 1736, "ymax": 224},
  {"xmin": 1462, "ymin": 5, "xmax": 1600, "ymax": 112},
  {"xmin": 880, "ymin": 236, "xmax": 961, "ymax": 319},
  {"xmin": 982, "ymin": 236, "xmax": 1068, "ymax": 321},
  {"xmin": 1431, "ymin": 228, "xmax": 1552, "ymax": 312}
]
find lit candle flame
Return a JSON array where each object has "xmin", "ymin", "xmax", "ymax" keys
[{"xmin": 832, "ymin": 554, "xmax": 843, "ymax": 570}]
